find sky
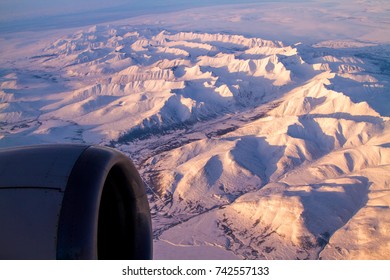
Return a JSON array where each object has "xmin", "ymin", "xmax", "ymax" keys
[
  {"xmin": 0, "ymin": 0, "xmax": 388, "ymax": 45},
  {"xmin": 0, "ymin": 0, "xmax": 306, "ymax": 33}
]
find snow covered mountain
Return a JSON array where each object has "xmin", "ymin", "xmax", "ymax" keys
[{"xmin": 1, "ymin": 25, "xmax": 389, "ymax": 259}]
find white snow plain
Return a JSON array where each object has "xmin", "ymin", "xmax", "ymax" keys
[{"xmin": 0, "ymin": 0, "xmax": 389, "ymax": 259}]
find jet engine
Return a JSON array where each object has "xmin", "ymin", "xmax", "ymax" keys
[{"xmin": 0, "ymin": 144, "xmax": 152, "ymax": 260}]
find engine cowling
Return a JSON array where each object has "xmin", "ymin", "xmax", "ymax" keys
[{"xmin": 0, "ymin": 144, "xmax": 152, "ymax": 260}]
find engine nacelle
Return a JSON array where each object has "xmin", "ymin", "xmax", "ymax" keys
[{"xmin": 0, "ymin": 144, "xmax": 152, "ymax": 260}]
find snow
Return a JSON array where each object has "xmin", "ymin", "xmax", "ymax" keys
[
  {"xmin": 153, "ymin": 240, "xmax": 241, "ymax": 260},
  {"xmin": 0, "ymin": 0, "xmax": 389, "ymax": 260}
]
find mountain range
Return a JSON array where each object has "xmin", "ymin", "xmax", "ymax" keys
[{"xmin": 1, "ymin": 25, "xmax": 389, "ymax": 259}]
